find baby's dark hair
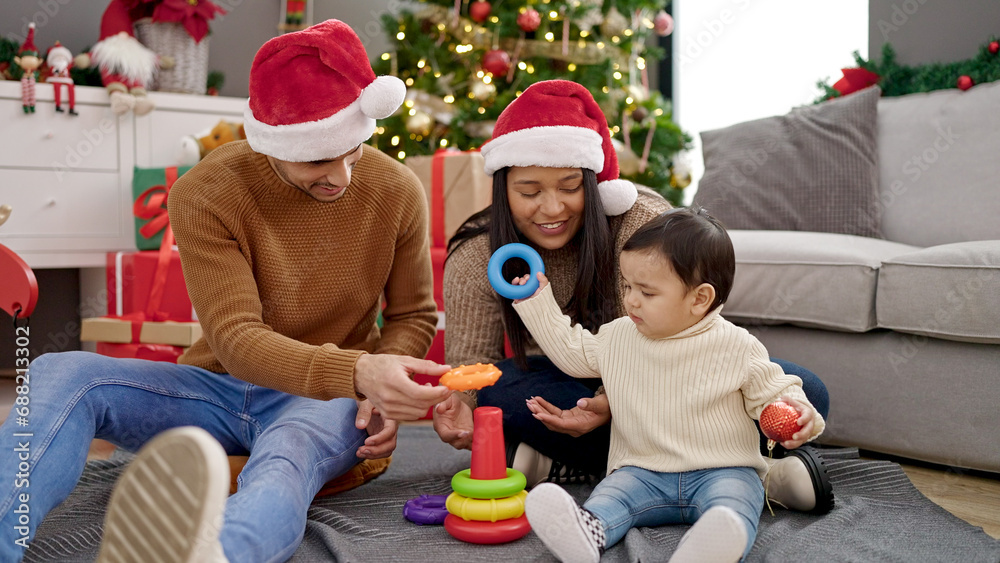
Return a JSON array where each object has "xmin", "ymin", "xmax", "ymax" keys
[{"xmin": 622, "ymin": 206, "xmax": 735, "ymax": 312}]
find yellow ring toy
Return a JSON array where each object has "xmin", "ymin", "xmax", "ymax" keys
[
  {"xmin": 446, "ymin": 490, "xmax": 527, "ymax": 522},
  {"xmin": 451, "ymin": 468, "xmax": 527, "ymax": 499},
  {"xmin": 439, "ymin": 363, "xmax": 502, "ymax": 391}
]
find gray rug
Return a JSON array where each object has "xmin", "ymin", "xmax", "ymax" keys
[{"xmin": 25, "ymin": 426, "xmax": 1000, "ymax": 562}]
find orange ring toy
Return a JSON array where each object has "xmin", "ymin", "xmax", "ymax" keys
[{"xmin": 440, "ymin": 363, "xmax": 502, "ymax": 391}]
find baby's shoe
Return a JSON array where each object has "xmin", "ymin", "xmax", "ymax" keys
[
  {"xmin": 668, "ymin": 506, "xmax": 747, "ymax": 563},
  {"xmin": 525, "ymin": 483, "xmax": 605, "ymax": 563}
]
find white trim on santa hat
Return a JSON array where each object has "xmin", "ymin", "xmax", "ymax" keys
[
  {"xmin": 482, "ymin": 125, "xmax": 605, "ymax": 176},
  {"xmin": 244, "ymin": 97, "xmax": 375, "ymax": 163}
]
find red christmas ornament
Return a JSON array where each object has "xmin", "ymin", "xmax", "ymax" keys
[
  {"xmin": 469, "ymin": 1, "xmax": 492, "ymax": 23},
  {"xmin": 759, "ymin": 401, "xmax": 803, "ymax": 443},
  {"xmin": 957, "ymin": 75, "xmax": 974, "ymax": 91},
  {"xmin": 482, "ymin": 49, "xmax": 511, "ymax": 76},
  {"xmin": 653, "ymin": 10, "xmax": 674, "ymax": 37},
  {"xmin": 989, "ymin": 41, "xmax": 999, "ymax": 55},
  {"xmin": 517, "ymin": 8, "xmax": 541, "ymax": 32}
]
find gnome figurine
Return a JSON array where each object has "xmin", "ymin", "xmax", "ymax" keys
[
  {"xmin": 76, "ymin": 0, "xmax": 163, "ymax": 116},
  {"xmin": 14, "ymin": 23, "xmax": 41, "ymax": 114},
  {"xmin": 46, "ymin": 41, "xmax": 78, "ymax": 116}
]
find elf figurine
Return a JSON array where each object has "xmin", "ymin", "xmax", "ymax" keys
[
  {"xmin": 14, "ymin": 23, "xmax": 41, "ymax": 114},
  {"xmin": 46, "ymin": 41, "xmax": 78, "ymax": 116}
]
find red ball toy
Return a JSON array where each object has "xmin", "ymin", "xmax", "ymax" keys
[
  {"xmin": 517, "ymin": 8, "xmax": 541, "ymax": 32},
  {"xmin": 989, "ymin": 41, "xmax": 999, "ymax": 55},
  {"xmin": 957, "ymin": 75, "xmax": 974, "ymax": 91},
  {"xmin": 469, "ymin": 0, "xmax": 492, "ymax": 23},
  {"xmin": 482, "ymin": 49, "xmax": 511, "ymax": 76},
  {"xmin": 759, "ymin": 401, "xmax": 803, "ymax": 443}
]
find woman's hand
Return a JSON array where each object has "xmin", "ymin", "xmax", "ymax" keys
[
  {"xmin": 526, "ymin": 393, "xmax": 611, "ymax": 437},
  {"xmin": 511, "ymin": 272, "xmax": 549, "ymax": 304},
  {"xmin": 433, "ymin": 392, "xmax": 474, "ymax": 450},
  {"xmin": 355, "ymin": 399, "xmax": 399, "ymax": 459},
  {"xmin": 775, "ymin": 395, "xmax": 816, "ymax": 450}
]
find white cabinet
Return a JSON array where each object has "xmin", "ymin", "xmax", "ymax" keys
[{"xmin": 0, "ymin": 80, "xmax": 245, "ymax": 268}]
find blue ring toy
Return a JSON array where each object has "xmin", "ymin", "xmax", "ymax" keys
[{"xmin": 487, "ymin": 243, "xmax": 545, "ymax": 300}]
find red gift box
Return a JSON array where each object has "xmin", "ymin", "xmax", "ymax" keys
[
  {"xmin": 107, "ymin": 250, "xmax": 194, "ymax": 321},
  {"xmin": 96, "ymin": 341, "xmax": 185, "ymax": 362}
]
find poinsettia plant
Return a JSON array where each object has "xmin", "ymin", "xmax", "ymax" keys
[{"xmin": 123, "ymin": 0, "xmax": 226, "ymax": 43}]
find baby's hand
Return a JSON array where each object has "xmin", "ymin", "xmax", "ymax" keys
[
  {"xmin": 777, "ymin": 395, "xmax": 815, "ymax": 450},
  {"xmin": 511, "ymin": 272, "xmax": 549, "ymax": 304}
]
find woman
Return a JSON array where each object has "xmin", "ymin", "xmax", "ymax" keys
[{"xmin": 433, "ymin": 80, "xmax": 832, "ymax": 513}]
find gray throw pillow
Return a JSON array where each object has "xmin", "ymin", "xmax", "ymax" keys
[{"xmin": 692, "ymin": 86, "xmax": 882, "ymax": 238}]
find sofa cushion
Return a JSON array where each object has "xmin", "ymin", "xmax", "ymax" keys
[
  {"xmin": 876, "ymin": 80, "xmax": 1000, "ymax": 247},
  {"xmin": 726, "ymin": 230, "xmax": 919, "ymax": 332},
  {"xmin": 692, "ymin": 86, "xmax": 881, "ymax": 238},
  {"xmin": 876, "ymin": 241, "xmax": 1000, "ymax": 344}
]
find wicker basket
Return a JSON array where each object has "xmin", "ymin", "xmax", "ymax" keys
[{"xmin": 134, "ymin": 18, "xmax": 209, "ymax": 95}]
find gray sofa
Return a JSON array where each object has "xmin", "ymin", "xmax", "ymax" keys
[{"xmin": 696, "ymin": 82, "xmax": 1000, "ymax": 473}]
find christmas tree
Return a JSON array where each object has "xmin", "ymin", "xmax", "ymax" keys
[{"xmin": 371, "ymin": 0, "xmax": 692, "ymax": 205}]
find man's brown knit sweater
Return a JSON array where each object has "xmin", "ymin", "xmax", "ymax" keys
[
  {"xmin": 168, "ymin": 141, "xmax": 437, "ymax": 400},
  {"xmin": 443, "ymin": 187, "xmax": 670, "ymax": 370}
]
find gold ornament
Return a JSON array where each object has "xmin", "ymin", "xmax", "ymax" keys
[
  {"xmin": 600, "ymin": 7, "xmax": 629, "ymax": 38},
  {"xmin": 406, "ymin": 111, "xmax": 434, "ymax": 136},
  {"xmin": 470, "ymin": 80, "xmax": 496, "ymax": 100},
  {"xmin": 613, "ymin": 138, "xmax": 641, "ymax": 176}
]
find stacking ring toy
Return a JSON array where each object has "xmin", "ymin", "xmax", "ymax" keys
[
  {"xmin": 488, "ymin": 243, "xmax": 545, "ymax": 300},
  {"xmin": 446, "ymin": 490, "xmax": 527, "ymax": 522},
  {"xmin": 403, "ymin": 494, "xmax": 449, "ymax": 525},
  {"xmin": 439, "ymin": 363, "xmax": 502, "ymax": 391},
  {"xmin": 451, "ymin": 468, "xmax": 527, "ymax": 499},
  {"xmin": 443, "ymin": 513, "xmax": 532, "ymax": 544}
]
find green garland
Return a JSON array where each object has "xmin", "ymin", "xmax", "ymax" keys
[
  {"xmin": 371, "ymin": 0, "xmax": 691, "ymax": 206},
  {"xmin": 817, "ymin": 38, "xmax": 1000, "ymax": 101}
]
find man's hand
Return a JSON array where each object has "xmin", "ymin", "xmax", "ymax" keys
[
  {"xmin": 355, "ymin": 399, "xmax": 398, "ymax": 459},
  {"xmin": 526, "ymin": 393, "xmax": 611, "ymax": 437},
  {"xmin": 432, "ymin": 392, "xmax": 474, "ymax": 450},
  {"xmin": 776, "ymin": 395, "xmax": 816, "ymax": 450},
  {"xmin": 354, "ymin": 354, "xmax": 452, "ymax": 421}
]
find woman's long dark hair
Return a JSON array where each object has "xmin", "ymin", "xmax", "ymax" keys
[{"xmin": 448, "ymin": 167, "xmax": 618, "ymax": 369}]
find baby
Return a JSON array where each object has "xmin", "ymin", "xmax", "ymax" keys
[{"xmin": 511, "ymin": 207, "xmax": 825, "ymax": 562}]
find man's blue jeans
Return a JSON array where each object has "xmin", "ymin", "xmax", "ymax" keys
[
  {"xmin": 585, "ymin": 465, "xmax": 765, "ymax": 558},
  {"xmin": 0, "ymin": 351, "xmax": 366, "ymax": 563}
]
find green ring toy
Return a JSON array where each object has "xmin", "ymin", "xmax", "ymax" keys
[{"xmin": 450, "ymin": 468, "xmax": 527, "ymax": 500}]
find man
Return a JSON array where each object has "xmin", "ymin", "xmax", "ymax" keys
[{"xmin": 0, "ymin": 20, "xmax": 452, "ymax": 563}]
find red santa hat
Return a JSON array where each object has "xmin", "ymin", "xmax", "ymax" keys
[
  {"xmin": 46, "ymin": 41, "xmax": 73, "ymax": 67},
  {"xmin": 481, "ymin": 80, "xmax": 638, "ymax": 216},
  {"xmin": 243, "ymin": 19, "xmax": 406, "ymax": 162},
  {"xmin": 19, "ymin": 23, "xmax": 39, "ymax": 57}
]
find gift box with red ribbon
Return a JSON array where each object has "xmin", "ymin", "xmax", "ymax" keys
[
  {"xmin": 133, "ymin": 166, "xmax": 192, "ymax": 251},
  {"xmin": 106, "ymin": 250, "xmax": 194, "ymax": 322},
  {"xmin": 406, "ymin": 149, "xmax": 492, "ymax": 246},
  {"xmin": 96, "ymin": 341, "xmax": 186, "ymax": 363}
]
